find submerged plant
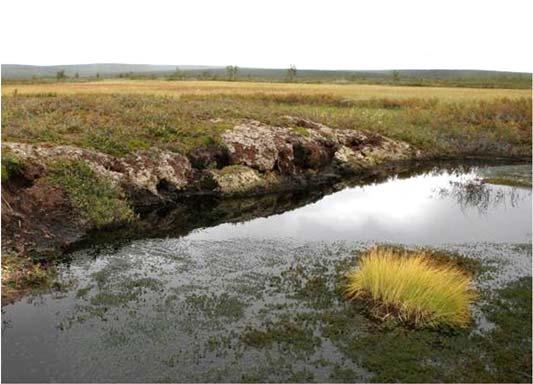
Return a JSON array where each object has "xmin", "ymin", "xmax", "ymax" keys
[{"xmin": 344, "ymin": 247, "xmax": 476, "ymax": 328}]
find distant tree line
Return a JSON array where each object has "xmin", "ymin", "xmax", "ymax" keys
[{"xmin": 28, "ymin": 66, "xmax": 528, "ymax": 89}]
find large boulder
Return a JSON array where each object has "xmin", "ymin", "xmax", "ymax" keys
[
  {"xmin": 221, "ymin": 118, "xmax": 420, "ymax": 174},
  {"xmin": 122, "ymin": 151, "xmax": 192, "ymax": 196},
  {"xmin": 221, "ymin": 121, "xmax": 295, "ymax": 173}
]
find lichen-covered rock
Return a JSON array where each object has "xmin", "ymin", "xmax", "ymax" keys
[
  {"xmin": 220, "ymin": 120, "xmax": 335, "ymax": 174},
  {"xmin": 333, "ymin": 146, "xmax": 366, "ymax": 171},
  {"xmin": 221, "ymin": 118, "xmax": 419, "ymax": 175},
  {"xmin": 332, "ymin": 136, "xmax": 418, "ymax": 172},
  {"xmin": 187, "ymin": 144, "xmax": 230, "ymax": 169},
  {"xmin": 122, "ymin": 151, "xmax": 192, "ymax": 196},
  {"xmin": 2, "ymin": 143, "xmax": 193, "ymax": 199},
  {"xmin": 221, "ymin": 121, "xmax": 295, "ymax": 173},
  {"xmin": 3, "ymin": 142, "xmax": 123, "ymax": 183},
  {"xmin": 293, "ymin": 141, "xmax": 334, "ymax": 170},
  {"xmin": 209, "ymin": 165, "xmax": 266, "ymax": 194}
]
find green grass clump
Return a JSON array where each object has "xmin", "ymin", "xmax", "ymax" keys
[
  {"xmin": 46, "ymin": 159, "xmax": 134, "ymax": 228},
  {"xmin": 1, "ymin": 151, "xmax": 23, "ymax": 183},
  {"xmin": 344, "ymin": 247, "xmax": 476, "ymax": 328}
]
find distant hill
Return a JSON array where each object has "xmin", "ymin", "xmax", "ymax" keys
[
  {"xmin": 2, "ymin": 64, "xmax": 530, "ymax": 89},
  {"xmin": 1, "ymin": 64, "xmax": 222, "ymax": 79}
]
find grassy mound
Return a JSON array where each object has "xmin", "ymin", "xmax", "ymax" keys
[
  {"xmin": 46, "ymin": 159, "xmax": 134, "ymax": 228},
  {"xmin": 344, "ymin": 247, "xmax": 476, "ymax": 328}
]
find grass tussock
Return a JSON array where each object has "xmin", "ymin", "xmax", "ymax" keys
[{"xmin": 344, "ymin": 247, "xmax": 476, "ymax": 328}]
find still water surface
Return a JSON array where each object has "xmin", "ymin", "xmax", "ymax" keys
[{"xmin": 2, "ymin": 164, "xmax": 531, "ymax": 382}]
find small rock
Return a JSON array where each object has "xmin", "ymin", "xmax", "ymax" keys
[{"xmin": 209, "ymin": 165, "xmax": 266, "ymax": 194}]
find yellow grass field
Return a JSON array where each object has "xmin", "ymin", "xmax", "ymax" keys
[{"xmin": 2, "ymin": 79, "xmax": 531, "ymax": 100}]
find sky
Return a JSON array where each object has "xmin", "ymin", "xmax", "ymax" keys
[{"xmin": 1, "ymin": 0, "xmax": 531, "ymax": 72}]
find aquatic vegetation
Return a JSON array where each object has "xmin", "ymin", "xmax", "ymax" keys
[
  {"xmin": 344, "ymin": 247, "xmax": 476, "ymax": 327},
  {"xmin": 2, "ymin": 239, "xmax": 531, "ymax": 382},
  {"xmin": 332, "ymin": 277, "xmax": 532, "ymax": 383},
  {"xmin": 1, "ymin": 253, "xmax": 55, "ymax": 304},
  {"xmin": 185, "ymin": 292, "xmax": 247, "ymax": 320},
  {"xmin": 242, "ymin": 318, "xmax": 321, "ymax": 353},
  {"xmin": 479, "ymin": 164, "xmax": 532, "ymax": 188},
  {"xmin": 484, "ymin": 176, "xmax": 532, "ymax": 188}
]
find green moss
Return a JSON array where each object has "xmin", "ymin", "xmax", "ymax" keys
[
  {"xmin": 46, "ymin": 159, "xmax": 134, "ymax": 228},
  {"xmin": 292, "ymin": 126, "xmax": 311, "ymax": 137},
  {"xmin": 1, "ymin": 151, "xmax": 23, "ymax": 183}
]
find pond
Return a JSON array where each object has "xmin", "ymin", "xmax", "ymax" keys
[{"xmin": 2, "ymin": 163, "xmax": 532, "ymax": 382}]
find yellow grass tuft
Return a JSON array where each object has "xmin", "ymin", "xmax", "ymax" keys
[{"xmin": 344, "ymin": 247, "xmax": 476, "ymax": 328}]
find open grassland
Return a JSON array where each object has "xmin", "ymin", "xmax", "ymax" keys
[
  {"xmin": 2, "ymin": 79, "xmax": 531, "ymax": 100},
  {"xmin": 1, "ymin": 80, "xmax": 531, "ymax": 158}
]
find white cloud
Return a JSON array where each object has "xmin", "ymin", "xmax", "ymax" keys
[{"xmin": 1, "ymin": 0, "xmax": 531, "ymax": 71}]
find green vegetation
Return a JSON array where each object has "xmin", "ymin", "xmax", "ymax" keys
[
  {"xmin": 480, "ymin": 164, "xmax": 532, "ymax": 188},
  {"xmin": 185, "ymin": 292, "xmax": 247, "ymax": 320},
  {"xmin": 3, "ymin": 65, "xmax": 531, "ymax": 89},
  {"xmin": 327, "ymin": 277, "xmax": 532, "ymax": 382},
  {"xmin": 45, "ymin": 159, "xmax": 134, "ymax": 228},
  {"xmin": 1, "ymin": 253, "xmax": 56, "ymax": 303},
  {"xmin": 344, "ymin": 247, "xmax": 476, "ymax": 328},
  {"xmin": 242, "ymin": 318, "xmax": 321, "ymax": 353},
  {"xmin": 25, "ymin": 239, "xmax": 530, "ymax": 382},
  {"xmin": 225, "ymin": 65, "xmax": 239, "ymax": 81},
  {"xmin": 238, "ymin": 246, "xmax": 531, "ymax": 382},
  {"xmin": 2, "ymin": 93, "xmax": 530, "ymax": 158},
  {"xmin": 484, "ymin": 176, "xmax": 532, "ymax": 188},
  {"xmin": 1, "ymin": 150, "xmax": 22, "ymax": 183},
  {"xmin": 287, "ymin": 65, "xmax": 297, "ymax": 82}
]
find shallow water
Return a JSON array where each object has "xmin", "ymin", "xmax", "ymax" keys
[
  {"xmin": 190, "ymin": 166, "xmax": 531, "ymax": 244},
  {"xmin": 2, "ymin": 164, "xmax": 532, "ymax": 382}
]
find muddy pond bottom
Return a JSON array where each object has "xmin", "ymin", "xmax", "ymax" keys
[{"xmin": 2, "ymin": 164, "xmax": 532, "ymax": 382}]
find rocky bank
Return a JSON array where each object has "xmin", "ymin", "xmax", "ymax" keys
[{"xmin": 1, "ymin": 117, "xmax": 420, "ymax": 257}]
